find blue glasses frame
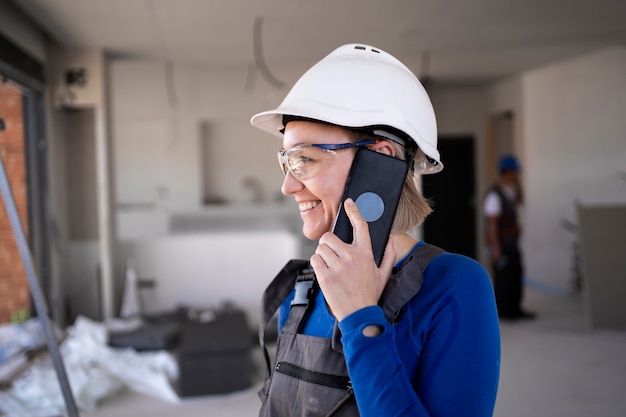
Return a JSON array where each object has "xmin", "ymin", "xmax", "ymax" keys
[{"xmin": 278, "ymin": 140, "xmax": 376, "ymax": 178}]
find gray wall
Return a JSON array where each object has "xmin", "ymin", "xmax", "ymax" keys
[{"xmin": 520, "ymin": 46, "xmax": 626, "ymax": 289}]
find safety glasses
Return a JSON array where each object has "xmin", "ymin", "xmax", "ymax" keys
[{"xmin": 277, "ymin": 140, "xmax": 375, "ymax": 180}]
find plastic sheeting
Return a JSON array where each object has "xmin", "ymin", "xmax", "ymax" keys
[
  {"xmin": 0, "ymin": 316, "xmax": 179, "ymax": 417},
  {"xmin": 0, "ymin": 319, "xmax": 50, "ymax": 365}
]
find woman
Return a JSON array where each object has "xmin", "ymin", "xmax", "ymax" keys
[{"xmin": 251, "ymin": 43, "xmax": 500, "ymax": 417}]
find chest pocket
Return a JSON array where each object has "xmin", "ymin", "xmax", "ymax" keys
[{"xmin": 259, "ymin": 332, "xmax": 356, "ymax": 416}]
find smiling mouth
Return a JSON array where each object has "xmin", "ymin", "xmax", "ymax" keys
[{"xmin": 299, "ymin": 201, "xmax": 321, "ymax": 212}]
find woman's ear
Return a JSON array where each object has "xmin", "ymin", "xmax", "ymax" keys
[{"xmin": 369, "ymin": 140, "xmax": 396, "ymax": 156}]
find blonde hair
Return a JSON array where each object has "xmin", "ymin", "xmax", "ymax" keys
[{"xmin": 348, "ymin": 129, "xmax": 433, "ymax": 233}]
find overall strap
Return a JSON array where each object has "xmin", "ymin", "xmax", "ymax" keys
[
  {"xmin": 380, "ymin": 243, "xmax": 445, "ymax": 320},
  {"xmin": 259, "ymin": 259, "xmax": 310, "ymax": 377}
]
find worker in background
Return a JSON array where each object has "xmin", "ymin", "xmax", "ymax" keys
[
  {"xmin": 484, "ymin": 154, "xmax": 536, "ymax": 320},
  {"xmin": 250, "ymin": 43, "xmax": 500, "ymax": 416}
]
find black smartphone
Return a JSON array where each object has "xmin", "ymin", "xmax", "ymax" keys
[{"xmin": 332, "ymin": 148, "xmax": 409, "ymax": 266}]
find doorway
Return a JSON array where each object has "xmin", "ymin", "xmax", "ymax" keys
[
  {"xmin": 422, "ymin": 136, "xmax": 476, "ymax": 259},
  {"xmin": 485, "ymin": 110, "xmax": 515, "ymax": 186}
]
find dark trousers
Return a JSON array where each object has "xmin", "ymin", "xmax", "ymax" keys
[{"xmin": 492, "ymin": 244, "xmax": 523, "ymax": 316}]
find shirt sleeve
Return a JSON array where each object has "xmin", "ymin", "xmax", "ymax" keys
[
  {"xmin": 339, "ymin": 255, "xmax": 501, "ymax": 417},
  {"xmin": 483, "ymin": 190, "xmax": 501, "ymax": 217},
  {"xmin": 339, "ymin": 307, "xmax": 431, "ymax": 416}
]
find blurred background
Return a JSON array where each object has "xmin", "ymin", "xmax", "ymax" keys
[{"xmin": 1, "ymin": 0, "xmax": 625, "ymax": 415}]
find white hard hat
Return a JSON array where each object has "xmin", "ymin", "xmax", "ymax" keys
[{"xmin": 250, "ymin": 43, "xmax": 442, "ymax": 173}]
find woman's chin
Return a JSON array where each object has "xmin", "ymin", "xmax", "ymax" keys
[{"xmin": 302, "ymin": 224, "xmax": 325, "ymax": 241}]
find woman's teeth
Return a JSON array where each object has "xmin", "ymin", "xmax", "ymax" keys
[{"xmin": 299, "ymin": 201, "xmax": 320, "ymax": 212}]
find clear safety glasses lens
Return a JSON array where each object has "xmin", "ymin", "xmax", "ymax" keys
[
  {"xmin": 277, "ymin": 145, "xmax": 336, "ymax": 180},
  {"xmin": 277, "ymin": 140, "xmax": 376, "ymax": 180}
]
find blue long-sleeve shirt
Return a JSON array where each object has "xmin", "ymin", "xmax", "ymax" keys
[{"xmin": 279, "ymin": 244, "xmax": 500, "ymax": 416}]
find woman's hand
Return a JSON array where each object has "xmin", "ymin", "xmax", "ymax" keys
[{"xmin": 310, "ymin": 198, "xmax": 396, "ymax": 321}]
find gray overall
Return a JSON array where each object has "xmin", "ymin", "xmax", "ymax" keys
[{"xmin": 257, "ymin": 244, "xmax": 444, "ymax": 417}]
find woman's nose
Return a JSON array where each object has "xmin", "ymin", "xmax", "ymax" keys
[{"xmin": 280, "ymin": 171, "xmax": 304, "ymax": 195}]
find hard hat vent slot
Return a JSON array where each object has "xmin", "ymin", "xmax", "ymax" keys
[{"xmin": 353, "ymin": 45, "xmax": 380, "ymax": 54}]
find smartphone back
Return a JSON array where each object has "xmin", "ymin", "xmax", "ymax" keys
[{"xmin": 332, "ymin": 148, "xmax": 408, "ymax": 266}]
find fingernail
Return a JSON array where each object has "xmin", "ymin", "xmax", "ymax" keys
[{"xmin": 345, "ymin": 198, "xmax": 355, "ymax": 207}]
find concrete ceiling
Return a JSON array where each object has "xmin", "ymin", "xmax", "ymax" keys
[{"xmin": 14, "ymin": 0, "xmax": 626, "ymax": 84}]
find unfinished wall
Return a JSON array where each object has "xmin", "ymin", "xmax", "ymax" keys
[
  {"xmin": 0, "ymin": 82, "xmax": 30, "ymax": 323},
  {"xmin": 109, "ymin": 59, "xmax": 288, "ymax": 210}
]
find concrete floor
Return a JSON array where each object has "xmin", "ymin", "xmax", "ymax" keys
[{"xmin": 82, "ymin": 288, "xmax": 626, "ymax": 417}]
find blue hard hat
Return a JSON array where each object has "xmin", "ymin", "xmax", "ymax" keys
[{"xmin": 498, "ymin": 154, "xmax": 521, "ymax": 171}]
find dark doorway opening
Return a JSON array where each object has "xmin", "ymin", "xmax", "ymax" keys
[{"xmin": 422, "ymin": 136, "xmax": 476, "ymax": 259}]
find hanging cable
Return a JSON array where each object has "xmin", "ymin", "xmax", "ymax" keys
[{"xmin": 253, "ymin": 16, "xmax": 285, "ymax": 89}]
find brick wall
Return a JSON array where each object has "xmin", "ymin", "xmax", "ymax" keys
[{"xmin": 0, "ymin": 82, "xmax": 30, "ymax": 323}]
